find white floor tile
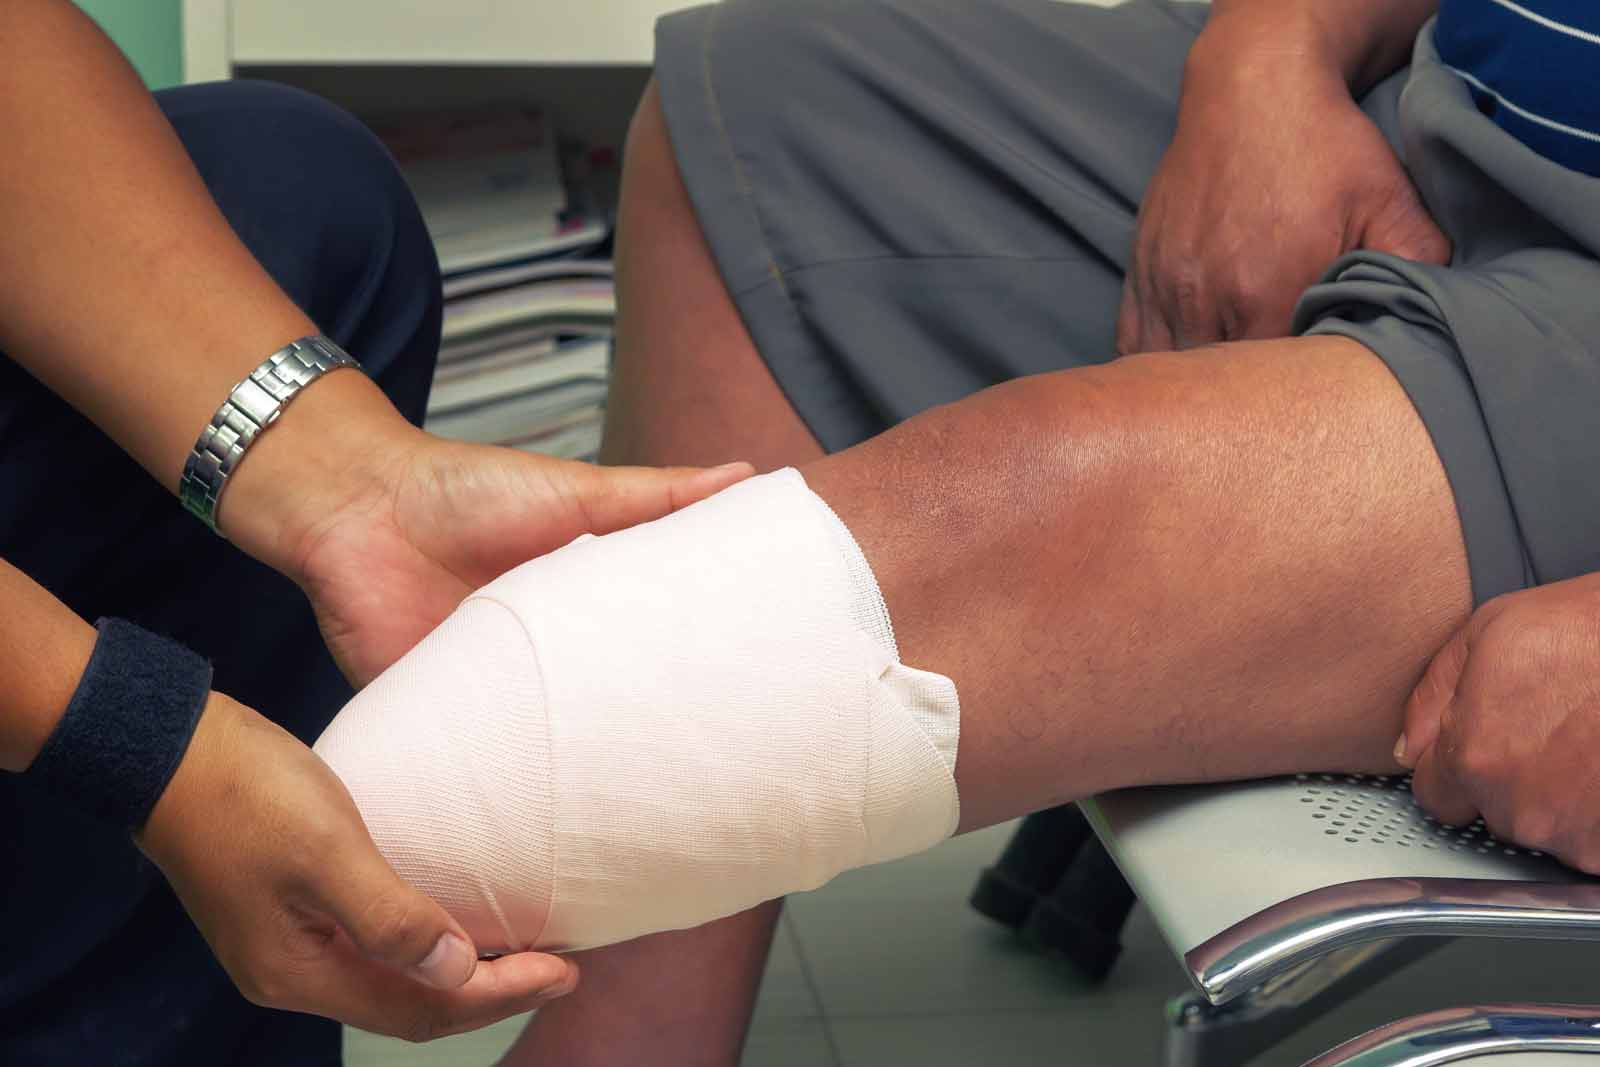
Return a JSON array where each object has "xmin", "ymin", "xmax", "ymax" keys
[
  {"xmin": 742, "ymin": 1019, "xmax": 839, "ymax": 1067},
  {"xmin": 831, "ymin": 1010, "xmax": 1162, "ymax": 1067},
  {"xmin": 755, "ymin": 914, "xmax": 825, "ymax": 1021},
  {"xmin": 344, "ymin": 1010, "xmax": 530, "ymax": 1067}
]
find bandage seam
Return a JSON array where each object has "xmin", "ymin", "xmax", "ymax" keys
[
  {"xmin": 439, "ymin": 599, "xmax": 540, "ymax": 950},
  {"xmin": 474, "ymin": 876, "xmax": 518, "ymax": 951},
  {"xmin": 451, "ymin": 734, "xmax": 520, "ymax": 949},
  {"xmin": 815, "ymin": 496, "xmax": 898, "ymax": 658},
  {"xmin": 807, "ymin": 491, "xmax": 888, "ymax": 870},
  {"xmin": 468, "ymin": 592, "xmax": 560, "ymax": 950},
  {"xmin": 858, "ymin": 668, "xmax": 877, "ymax": 868}
]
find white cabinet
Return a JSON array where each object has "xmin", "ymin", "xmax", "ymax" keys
[
  {"xmin": 230, "ymin": 0, "xmax": 691, "ymax": 65},
  {"xmin": 186, "ymin": 0, "xmax": 692, "ymax": 78},
  {"xmin": 186, "ymin": 0, "xmax": 1129, "ymax": 84},
  {"xmin": 184, "ymin": 0, "xmax": 689, "ymax": 163},
  {"xmin": 182, "ymin": 0, "xmax": 1130, "ymax": 155}
]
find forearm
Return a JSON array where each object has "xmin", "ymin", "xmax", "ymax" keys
[
  {"xmin": 0, "ymin": 0, "xmax": 307, "ymax": 479},
  {"xmin": 0, "ymin": 0, "xmax": 420, "ymax": 570},
  {"xmin": 1197, "ymin": 0, "xmax": 1438, "ymax": 96},
  {"xmin": 0, "ymin": 553, "xmax": 236, "ymax": 829},
  {"xmin": 0, "ymin": 559, "xmax": 97, "ymax": 772},
  {"xmin": 0, "ymin": 552, "xmax": 571, "ymax": 1028}
]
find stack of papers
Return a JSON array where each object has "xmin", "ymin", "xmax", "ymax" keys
[
  {"xmin": 442, "ymin": 275, "xmax": 615, "ymax": 345},
  {"xmin": 379, "ymin": 106, "xmax": 619, "ymax": 461},
  {"xmin": 426, "ymin": 334, "xmax": 610, "ymax": 457},
  {"xmin": 425, "ymin": 261, "xmax": 615, "ymax": 462}
]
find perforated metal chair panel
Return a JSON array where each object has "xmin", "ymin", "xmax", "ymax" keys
[{"xmin": 1084, "ymin": 774, "xmax": 1581, "ymax": 959}]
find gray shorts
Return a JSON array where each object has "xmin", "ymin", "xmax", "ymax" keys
[{"xmin": 655, "ymin": 0, "xmax": 1600, "ymax": 604}]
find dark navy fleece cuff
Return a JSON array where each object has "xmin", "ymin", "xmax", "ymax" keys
[{"xmin": 23, "ymin": 618, "xmax": 212, "ymax": 831}]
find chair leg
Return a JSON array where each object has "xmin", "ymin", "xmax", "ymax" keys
[
  {"xmin": 1022, "ymin": 834, "xmax": 1137, "ymax": 981},
  {"xmin": 972, "ymin": 803, "xmax": 1141, "ymax": 981},
  {"xmin": 971, "ymin": 803, "xmax": 1095, "ymax": 930},
  {"xmin": 1300, "ymin": 1004, "xmax": 1600, "ymax": 1066},
  {"xmin": 1161, "ymin": 940, "xmax": 1443, "ymax": 1067}
]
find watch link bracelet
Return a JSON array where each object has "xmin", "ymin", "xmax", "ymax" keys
[{"xmin": 178, "ymin": 335, "xmax": 361, "ymax": 531}]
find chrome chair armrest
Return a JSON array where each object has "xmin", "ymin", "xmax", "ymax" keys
[
  {"xmin": 1192, "ymin": 879, "xmax": 1600, "ymax": 1006},
  {"xmin": 1302, "ymin": 1004, "xmax": 1600, "ymax": 1067}
]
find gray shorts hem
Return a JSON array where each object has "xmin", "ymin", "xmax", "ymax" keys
[{"xmin": 1302, "ymin": 313, "xmax": 1531, "ymax": 607}]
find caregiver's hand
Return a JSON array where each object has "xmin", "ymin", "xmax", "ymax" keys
[
  {"xmin": 1396, "ymin": 573, "xmax": 1600, "ymax": 872},
  {"xmin": 222, "ymin": 370, "xmax": 754, "ymax": 687},
  {"xmin": 1116, "ymin": 16, "xmax": 1449, "ymax": 354},
  {"xmin": 137, "ymin": 691, "xmax": 578, "ymax": 1041}
]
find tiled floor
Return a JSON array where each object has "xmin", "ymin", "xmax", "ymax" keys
[{"xmin": 346, "ymin": 820, "xmax": 1600, "ymax": 1066}]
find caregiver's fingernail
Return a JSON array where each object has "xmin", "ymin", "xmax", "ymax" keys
[{"xmin": 414, "ymin": 933, "xmax": 474, "ymax": 990}]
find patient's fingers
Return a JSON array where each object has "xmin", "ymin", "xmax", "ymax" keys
[
  {"xmin": 1409, "ymin": 741, "xmax": 1481, "ymax": 829},
  {"xmin": 1115, "ymin": 273, "xmax": 1143, "ymax": 357},
  {"xmin": 1396, "ymin": 623, "xmax": 1471, "ymax": 768},
  {"xmin": 1406, "ymin": 630, "xmax": 1484, "ymax": 827}
]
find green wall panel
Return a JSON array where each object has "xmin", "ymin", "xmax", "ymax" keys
[{"xmin": 76, "ymin": 0, "xmax": 183, "ymax": 90}]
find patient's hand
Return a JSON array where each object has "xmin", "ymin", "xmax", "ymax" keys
[
  {"xmin": 1118, "ymin": 17, "xmax": 1449, "ymax": 354},
  {"xmin": 1397, "ymin": 573, "xmax": 1600, "ymax": 871},
  {"xmin": 283, "ymin": 433, "xmax": 751, "ymax": 687}
]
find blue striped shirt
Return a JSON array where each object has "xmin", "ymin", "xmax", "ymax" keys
[{"xmin": 1434, "ymin": 0, "xmax": 1600, "ymax": 176}]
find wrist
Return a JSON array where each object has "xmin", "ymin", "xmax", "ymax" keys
[
  {"xmin": 1188, "ymin": 8, "xmax": 1356, "ymax": 98},
  {"xmin": 135, "ymin": 691, "xmax": 282, "ymax": 869},
  {"xmin": 20, "ymin": 619, "xmax": 213, "ymax": 830},
  {"xmin": 0, "ymin": 594, "xmax": 97, "ymax": 774},
  {"xmin": 1179, "ymin": 13, "xmax": 1359, "ymax": 143},
  {"xmin": 136, "ymin": 690, "xmax": 232, "ymax": 863},
  {"xmin": 217, "ymin": 368, "xmax": 426, "ymax": 581},
  {"xmin": 1194, "ymin": 1, "xmax": 1431, "ymax": 97}
]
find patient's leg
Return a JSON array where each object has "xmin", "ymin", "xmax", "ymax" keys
[
  {"xmin": 518, "ymin": 78, "xmax": 815, "ymax": 1067},
  {"xmin": 599, "ymin": 81, "xmax": 821, "ymax": 472},
  {"xmin": 314, "ymin": 329, "xmax": 1470, "ymax": 952},
  {"xmin": 811, "ymin": 334, "xmax": 1469, "ymax": 830}
]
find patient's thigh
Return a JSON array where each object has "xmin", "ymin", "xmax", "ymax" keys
[{"xmin": 812, "ymin": 335, "xmax": 1473, "ymax": 826}]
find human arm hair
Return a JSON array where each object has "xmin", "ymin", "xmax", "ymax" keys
[
  {"xmin": 0, "ymin": 0, "xmax": 417, "ymax": 572},
  {"xmin": 1198, "ymin": 0, "xmax": 1440, "ymax": 95}
]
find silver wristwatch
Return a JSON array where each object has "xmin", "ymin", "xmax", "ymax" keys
[{"xmin": 179, "ymin": 335, "xmax": 362, "ymax": 531}]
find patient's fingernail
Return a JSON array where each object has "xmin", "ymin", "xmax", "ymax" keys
[{"xmin": 1393, "ymin": 735, "xmax": 1409, "ymax": 765}]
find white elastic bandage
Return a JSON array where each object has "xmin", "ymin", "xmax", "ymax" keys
[{"xmin": 313, "ymin": 468, "xmax": 960, "ymax": 953}]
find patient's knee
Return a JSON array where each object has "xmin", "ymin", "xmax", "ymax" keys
[{"xmin": 314, "ymin": 469, "xmax": 962, "ymax": 954}]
